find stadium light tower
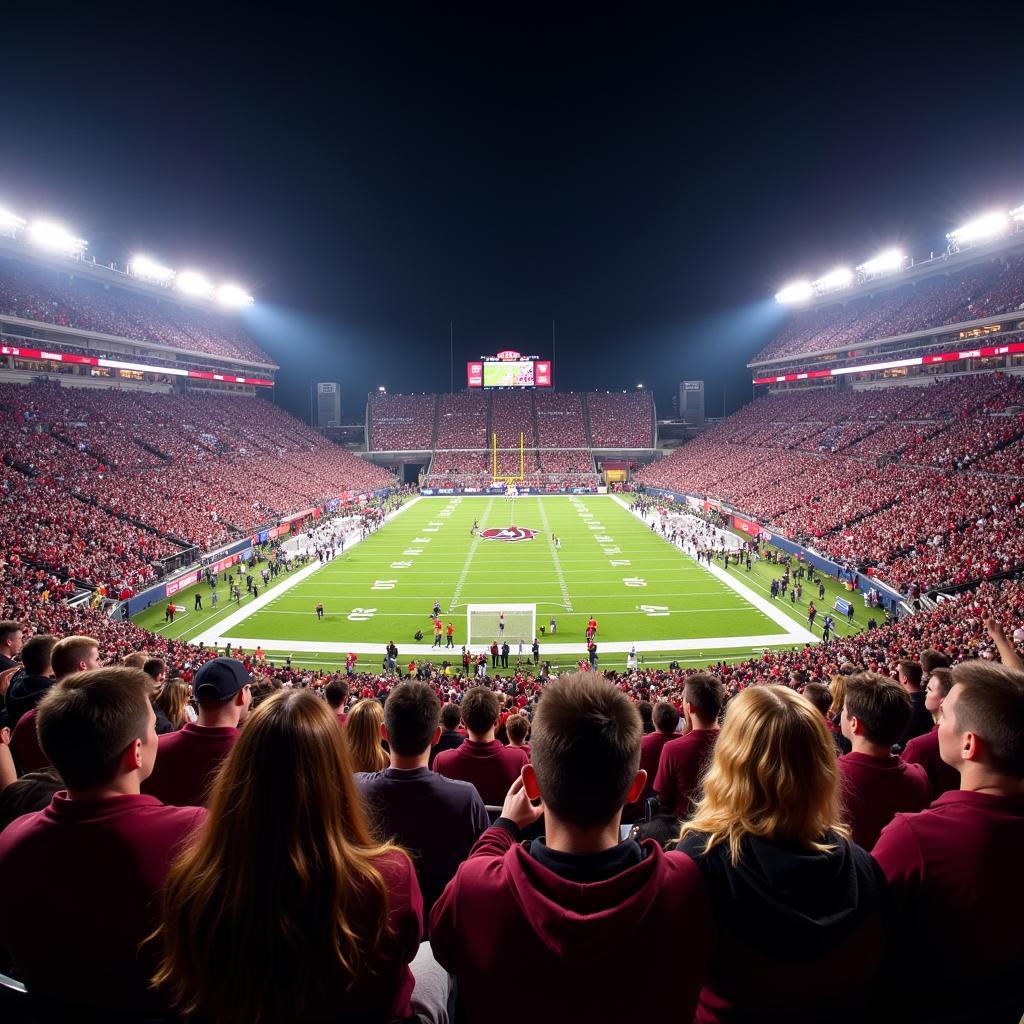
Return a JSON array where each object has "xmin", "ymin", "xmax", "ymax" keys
[
  {"xmin": 813, "ymin": 267, "xmax": 853, "ymax": 294},
  {"xmin": 775, "ymin": 280, "xmax": 814, "ymax": 304},
  {"xmin": 856, "ymin": 248, "xmax": 904, "ymax": 277},
  {"xmin": 130, "ymin": 255, "xmax": 176, "ymax": 284},
  {"xmin": 175, "ymin": 270, "xmax": 214, "ymax": 298},
  {"xmin": 1011, "ymin": 204, "xmax": 1024, "ymax": 222},
  {"xmin": 29, "ymin": 220, "xmax": 87, "ymax": 256},
  {"xmin": 946, "ymin": 211, "xmax": 1009, "ymax": 252},
  {"xmin": 216, "ymin": 282, "xmax": 254, "ymax": 308}
]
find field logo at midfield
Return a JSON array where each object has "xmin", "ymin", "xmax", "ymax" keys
[{"xmin": 481, "ymin": 526, "xmax": 536, "ymax": 543}]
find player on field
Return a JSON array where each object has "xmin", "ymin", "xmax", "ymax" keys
[{"xmin": 316, "ymin": 601, "xmax": 324, "ymax": 620}]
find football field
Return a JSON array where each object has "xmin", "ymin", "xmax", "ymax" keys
[{"xmin": 140, "ymin": 495, "xmax": 832, "ymax": 670}]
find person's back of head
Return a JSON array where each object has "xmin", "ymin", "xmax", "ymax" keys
[
  {"xmin": 684, "ymin": 672, "xmax": 725, "ymax": 725},
  {"xmin": 346, "ymin": 699, "xmax": 388, "ymax": 772},
  {"xmin": 440, "ymin": 702, "xmax": 462, "ymax": 731},
  {"xmin": 461, "ymin": 686, "xmax": 499, "ymax": 738},
  {"xmin": 842, "ymin": 672, "xmax": 912, "ymax": 749},
  {"xmin": 155, "ymin": 679, "xmax": 190, "ymax": 730},
  {"xmin": 637, "ymin": 700, "xmax": 653, "ymax": 730},
  {"xmin": 154, "ymin": 689, "xmax": 402, "ymax": 1022},
  {"xmin": 325, "ymin": 679, "xmax": 349, "ymax": 711},
  {"xmin": 142, "ymin": 657, "xmax": 166, "ymax": 684},
  {"xmin": 384, "ymin": 681, "xmax": 440, "ymax": 757},
  {"xmin": 19, "ymin": 635, "xmax": 56, "ymax": 677},
  {"xmin": 51, "ymin": 636, "xmax": 100, "ymax": 681},
  {"xmin": 529, "ymin": 673, "xmax": 642, "ymax": 829},
  {"xmin": 505, "ymin": 714, "xmax": 529, "ymax": 746},
  {"xmin": 681, "ymin": 685, "xmax": 844, "ymax": 862},
  {"xmin": 37, "ymin": 667, "xmax": 155, "ymax": 794},
  {"xmin": 122, "ymin": 652, "xmax": 148, "ymax": 670},
  {"xmin": 898, "ymin": 659, "xmax": 923, "ymax": 691},
  {"xmin": 652, "ymin": 700, "xmax": 680, "ymax": 734},
  {"xmin": 920, "ymin": 649, "xmax": 951, "ymax": 676},
  {"xmin": 940, "ymin": 661, "xmax": 1024, "ymax": 784}
]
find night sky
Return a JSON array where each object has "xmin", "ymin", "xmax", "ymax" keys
[{"xmin": 4, "ymin": 5, "xmax": 1024, "ymax": 421}]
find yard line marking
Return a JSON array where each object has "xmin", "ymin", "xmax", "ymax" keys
[
  {"xmin": 537, "ymin": 497, "xmax": 573, "ymax": 611},
  {"xmin": 448, "ymin": 497, "xmax": 494, "ymax": 614}
]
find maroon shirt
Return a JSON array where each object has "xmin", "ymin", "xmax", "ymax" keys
[
  {"xmin": 433, "ymin": 738, "xmax": 529, "ymax": 804},
  {"xmin": 430, "ymin": 826, "xmax": 711, "ymax": 1024},
  {"xmin": 873, "ymin": 790, "xmax": 1024, "ymax": 1019},
  {"xmin": 142, "ymin": 722, "xmax": 239, "ymax": 807},
  {"xmin": 10, "ymin": 708, "xmax": 49, "ymax": 773},
  {"xmin": 625, "ymin": 730, "xmax": 676, "ymax": 819},
  {"xmin": 838, "ymin": 751, "xmax": 931, "ymax": 849},
  {"xmin": 900, "ymin": 726, "xmax": 960, "ymax": 797},
  {"xmin": 654, "ymin": 729, "xmax": 718, "ymax": 817},
  {"xmin": 0, "ymin": 793, "xmax": 205, "ymax": 1013}
]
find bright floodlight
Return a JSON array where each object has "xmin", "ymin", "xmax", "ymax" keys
[
  {"xmin": 215, "ymin": 282, "xmax": 254, "ymax": 308},
  {"xmin": 0, "ymin": 208, "xmax": 26, "ymax": 232},
  {"xmin": 175, "ymin": 270, "xmax": 214, "ymax": 297},
  {"xmin": 131, "ymin": 255, "xmax": 175, "ymax": 284},
  {"xmin": 775, "ymin": 280, "xmax": 814, "ymax": 304},
  {"xmin": 29, "ymin": 220, "xmax": 87, "ymax": 255},
  {"xmin": 857, "ymin": 248, "xmax": 904, "ymax": 275},
  {"xmin": 946, "ymin": 211, "xmax": 1009, "ymax": 244},
  {"xmin": 1011, "ymin": 204, "xmax": 1024, "ymax": 222},
  {"xmin": 814, "ymin": 267, "xmax": 853, "ymax": 292}
]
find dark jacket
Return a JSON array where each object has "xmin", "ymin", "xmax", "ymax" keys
[{"xmin": 5, "ymin": 672, "xmax": 56, "ymax": 732}]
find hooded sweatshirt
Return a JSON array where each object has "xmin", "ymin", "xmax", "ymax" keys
[
  {"xmin": 429, "ymin": 823, "xmax": 712, "ymax": 1024},
  {"xmin": 678, "ymin": 830, "xmax": 888, "ymax": 1023}
]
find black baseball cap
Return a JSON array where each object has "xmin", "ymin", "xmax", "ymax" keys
[{"xmin": 194, "ymin": 657, "xmax": 252, "ymax": 703}]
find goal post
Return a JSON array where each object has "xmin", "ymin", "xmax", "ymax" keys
[
  {"xmin": 467, "ymin": 603, "xmax": 536, "ymax": 646},
  {"xmin": 491, "ymin": 431, "xmax": 525, "ymax": 483}
]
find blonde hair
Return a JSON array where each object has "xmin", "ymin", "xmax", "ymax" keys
[
  {"xmin": 344, "ymin": 698, "xmax": 389, "ymax": 773},
  {"xmin": 829, "ymin": 674, "xmax": 848, "ymax": 718},
  {"xmin": 680, "ymin": 685, "xmax": 847, "ymax": 863},
  {"xmin": 155, "ymin": 679, "xmax": 190, "ymax": 730},
  {"xmin": 153, "ymin": 689, "xmax": 406, "ymax": 1022}
]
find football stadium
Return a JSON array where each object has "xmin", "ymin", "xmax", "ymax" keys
[{"xmin": 1, "ymin": 10, "xmax": 1023, "ymax": 1024}]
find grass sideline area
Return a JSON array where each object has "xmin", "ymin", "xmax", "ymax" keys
[{"xmin": 133, "ymin": 495, "xmax": 868, "ymax": 671}]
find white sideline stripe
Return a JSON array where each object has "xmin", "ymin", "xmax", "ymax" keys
[
  {"xmin": 536, "ymin": 498, "xmax": 573, "ymax": 611},
  {"xmin": 447, "ymin": 497, "xmax": 494, "ymax": 614},
  {"xmin": 192, "ymin": 497, "xmax": 423, "ymax": 647},
  {"xmin": 610, "ymin": 495, "xmax": 817, "ymax": 646}
]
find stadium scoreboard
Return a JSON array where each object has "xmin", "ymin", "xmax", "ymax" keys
[{"xmin": 467, "ymin": 350, "xmax": 552, "ymax": 388}]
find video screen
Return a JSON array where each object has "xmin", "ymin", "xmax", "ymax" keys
[{"xmin": 483, "ymin": 360, "xmax": 535, "ymax": 387}]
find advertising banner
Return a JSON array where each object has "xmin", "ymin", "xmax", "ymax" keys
[{"xmin": 166, "ymin": 570, "xmax": 201, "ymax": 596}]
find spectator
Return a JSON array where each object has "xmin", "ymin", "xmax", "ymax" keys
[
  {"xmin": 802, "ymin": 681, "xmax": 844, "ymax": 754},
  {"xmin": 142, "ymin": 656, "xmax": 176, "ymax": 735},
  {"xmin": 357, "ymin": 681, "xmax": 489, "ymax": 916},
  {"xmin": 429, "ymin": 702, "xmax": 465, "ymax": 767},
  {"xmin": 8, "ymin": 635, "xmax": 58, "ymax": 772},
  {"xmin": 154, "ymin": 678, "xmax": 191, "ymax": 731},
  {"xmin": 655, "ymin": 673, "xmax": 724, "ymax": 818},
  {"xmin": 678, "ymin": 685, "xmax": 888, "ymax": 1022},
  {"xmin": 345, "ymin": 698, "xmax": 389, "ymax": 773},
  {"xmin": 896, "ymin": 659, "xmax": 933, "ymax": 750},
  {"xmin": 143, "ymin": 657, "xmax": 251, "ymax": 807},
  {"xmin": 433, "ymin": 686, "xmax": 530, "ymax": 804},
  {"xmin": 0, "ymin": 619, "xmax": 24, "ymax": 672},
  {"xmin": 628, "ymin": 699, "xmax": 680, "ymax": 820},
  {"xmin": 873, "ymin": 661, "xmax": 1024, "ymax": 1021},
  {"xmin": 900, "ymin": 666, "xmax": 961, "ymax": 796},
  {"xmin": 838, "ymin": 673, "xmax": 932, "ymax": 849},
  {"xmin": 505, "ymin": 712, "xmax": 531, "ymax": 754},
  {"xmin": 152, "ymin": 688, "xmax": 447, "ymax": 1023},
  {"xmin": 325, "ymin": 678, "xmax": 349, "ymax": 724},
  {"xmin": 430, "ymin": 673, "xmax": 711, "ymax": 1024},
  {"xmin": 0, "ymin": 667, "xmax": 205, "ymax": 1014}
]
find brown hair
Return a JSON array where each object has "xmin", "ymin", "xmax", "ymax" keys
[
  {"xmin": 325, "ymin": 679, "xmax": 349, "ymax": 710},
  {"xmin": 51, "ymin": 636, "xmax": 99, "ymax": 679},
  {"xmin": 20, "ymin": 634, "xmax": 56, "ymax": 676},
  {"xmin": 461, "ymin": 686, "xmax": 500, "ymax": 735},
  {"xmin": 530, "ymin": 673, "xmax": 641, "ymax": 828},
  {"xmin": 920, "ymin": 649, "xmax": 951, "ymax": 675},
  {"xmin": 121, "ymin": 651, "xmax": 148, "ymax": 669},
  {"xmin": 844, "ymin": 672, "xmax": 912, "ymax": 747},
  {"xmin": 155, "ymin": 679, "xmax": 191, "ymax": 730},
  {"xmin": 680, "ymin": 686, "xmax": 847, "ymax": 864},
  {"xmin": 505, "ymin": 713, "xmax": 530, "ymax": 745},
  {"xmin": 928, "ymin": 667, "xmax": 954, "ymax": 698},
  {"xmin": 36, "ymin": 667, "xmax": 151, "ymax": 790},
  {"xmin": 153, "ymin": 689, "xmax": 406, "ymax": 1022},
  {"xmin": 898, "ymin": 659, "xmax": 923, "ymax": 689},
  {"xmin": 653, "ymin": 700, "xmax": 681, "ymax": 733},
  {"xmin": 801, "ymin": 682, "xmax": 833, "ymax": 717},
  {"xmin": 142, "ymin": 657, "xmax": 167, "ymax": 681},
  {"xmin": 949, "ymin": 661, "xmax": 1024, "ymax": 778},
  {"xmin": 344, "ymin": 699, "xmax": 388, "ymax": 772},
  {"xmin": 384, "ymin": 682, "xmax": 440, "ymax": 756},
  {"xmin": 684, "ymin": 673, "xmax": 725, "ymax": 721}
]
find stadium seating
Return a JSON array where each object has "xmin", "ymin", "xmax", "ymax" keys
[
  {"xmin": 0, "ymin": 257, "xmax": 272, "ymax": 365},
  {"xmin": 586, "ymin": 391, "xmax": 654, "ymax": 447},
  {"xmin": 368, "ymin": 393, "xmax": 437, "ymax": 450}
]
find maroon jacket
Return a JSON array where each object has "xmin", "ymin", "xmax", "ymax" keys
[
  {"xmin": 900, "ymin": 725, "xmax": 960, "ymax": 797},
  {"xmin": 433, "ymin": 738, "xmax": 529, "ymax": 804},
  {"xmin": 873, "ymin": 790, "xmax": 1024, "ymax": 1019},
  {"xmin": 142, "ymin": 722, "xmax": 239, "ymax": 807},
  {"xmin": 654, "ymin": 728, "xmax": 718, "ymax": 817},
  {"xmin": 0, "ymin": 793, "xmax": 205, "ymax": 1013},
  {"xmin": 838, "ymin": 751, "xmax": 931, "ymax": 849},
  {"xmin": 10, "ymin": 708, "xmax": 49, "ymax": 773},
  {"xmin": 430, "ymin": 825, "xmax": 712, "ymax": 1024}
]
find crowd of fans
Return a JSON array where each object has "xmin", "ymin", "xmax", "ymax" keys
[
  {"xmin": 369, "ymin": 393, "xmax": 438, "ymax": 450},
  {"xmin": 0, "ymin": 257, "xmax": 273, "ymax": 365},
  {"xmin": 587, "ymin": 390, "xmax": 654, "ymax": 447}
]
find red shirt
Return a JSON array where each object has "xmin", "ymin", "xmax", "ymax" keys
[
  {"xmin": 900, "ymin": 725, "xmax": 960, "ymax": 797},
  {"xmin": 626, "ymin": 730, "xmax": 676, "ymax": 818},
  {"xmin": 838, "ymin": 751, "xmax": 931, "ymax": 849},
  {"xmin": 655, "ymin": 729, "xmax": 719, "ymax": 818},
  {"xmin": 433, "ymin": 739, "xmax": 529, "ymax": 804},
  {"xmin": 873, "ymin": 791, "xmax": 1024, "ymax": 1018},
  {"xmin": 0, "ymin": 793, "xmax": 205, "ymax": 1013},
  {"xmin": 10, "ymin": 708, "xmax": 49, "ymax": 773},
  {"xmin": 142, "ymin": 722, "xmax": 239, "ymax": 807}
]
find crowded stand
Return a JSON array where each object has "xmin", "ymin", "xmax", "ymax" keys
[
  {"xmin": 534, "ymin": 390, "xmax": 588, "ymax": 448},
  {"xmin": 0, "ymin": 257, "xmax": 273, "ymax": 365},
  {"xmin": 368, "ymin": 393, "xmax": 438, "ymax": 450},
  {"xmin": 752, "ymin": 250, "xmax": 1024, "ymax": 363},
  {"xmin": 434, "ymin": 392, "xmax": 488, "ymax": 450},
  {"xmin": 489, "ymin": 390, "xmax": 537, "ymax": 447},
  {"xmin": 587, "ymin": 389, "xmax": 654, "ymax": 446}
]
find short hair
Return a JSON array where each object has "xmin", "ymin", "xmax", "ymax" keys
[
  {"xmin": 950, "ymin": 661, "xmax": 1024, "ymax": 778},
  {"xmin": 652, "ymin": 701, "xmax": 681, "ymax": 733},
  {"xmin": 845, "ymin": 672, "xmax": 912, "ymax": 747},
  {"xmin": 801, "ymin": 683, "xmax": 833, "ymax": 717},
  {"xmin": 0, "ymin": 621, "xmax": 23, "ymax": 644},
  {"xmin": 637, "ymin": 701, "xmax": 653, "ymax": 727},
  {"xmin": 440, "ymin": 703, "xmax": 462, "ymax": 730},
  {"xmin": 20, "ymin": 635, "xmax": 56, "ymax": 676},
  {"xmin": 684, "ymin": 673, "xmax": 725, "ymax": 721},
  {"xmin": 121, "ymin": 651, "xmax": 148, "ymax": 669},
  {"xmin": 324, "ymin": 680, "xmax": 349, "ymax": 710},
  {"xmin": 505, "ymin": 714, "xmax": 529, "ymax": 744},
  {"xmin": 384, "ymin": 682, "xmax": 440, "ymax": 757},
  {"xmin": 898, "ymin": 660, "xmax": 923, "ymax": 689},
  {"xmin": 461, "ymin": 686, "xmax": 499, "ymax": 734},
  {"xmin": 143, "ymin": 657, "xmax": 167, "ymax": 681},
  {"xmin": 530, "ymin": 673, "xmax": 641, "ymax": 828},
  {"xmin": 928, "ymin": 667, "xmax": 954, "ymax": 698},
  {"xmin": 920, "ymin": 649, "xmax": 951, "ymax": 675},
  {"xmin": 36, "ymin": 667, "xmax": 151, "ymax": 790},
  {"xmin": 51, "ymin": 636, "xmax": 100, "ymax": 679}
]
